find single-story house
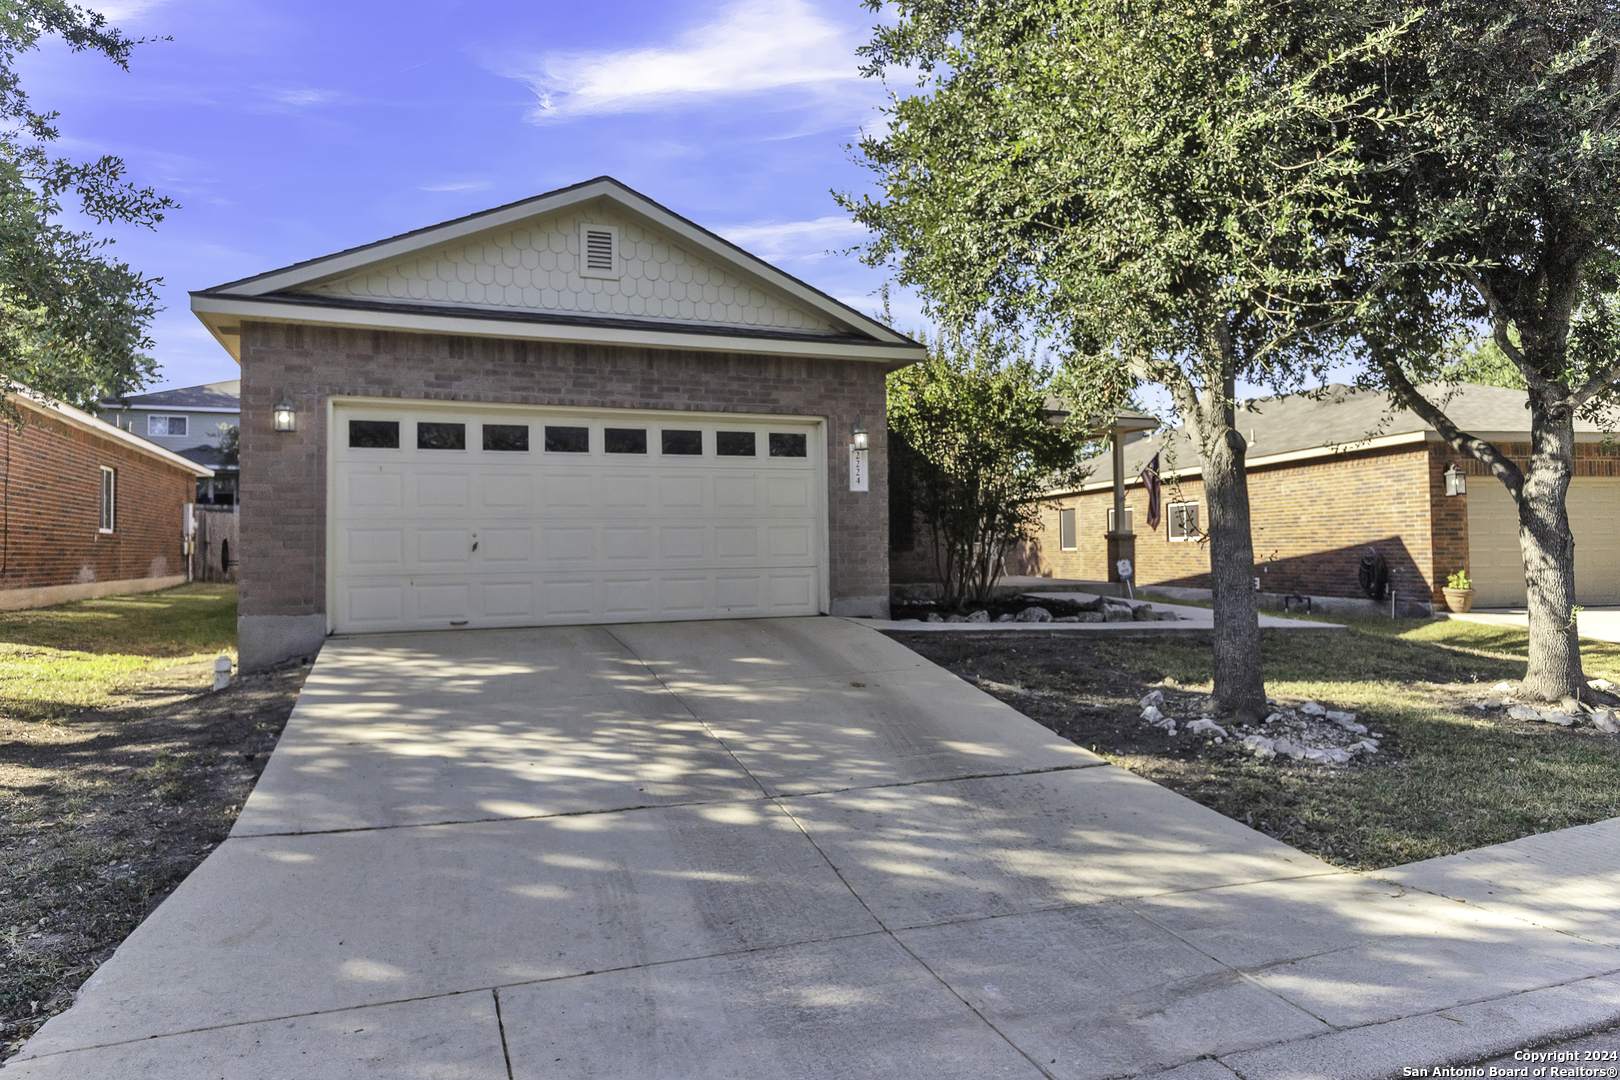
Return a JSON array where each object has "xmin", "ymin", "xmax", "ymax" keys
[
  {"xmin": 190, "ymin": 177, "xmax": 923, "ymax": 671},
  {"xmin": 98, "ymin": 380, "xmax": 241, "ymax": 506},
  {"xmin": 0, "ymin": 390, "xmax": 214, "ymax": 610},
  {"xmin": 1013, "ymin": 383, "xmax": 1620, "ymax": 609}
]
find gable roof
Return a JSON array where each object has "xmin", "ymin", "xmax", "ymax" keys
[
  {"xmin": 191, "ymin": 177, "xmax": 923, "ymax": 366},
  {"xmin": 1061, "ymin": 383, "xmax": 1603, "ymax": 494},
  {"xmin": 10, "ymin": 390, "xmax": 214, "ymax": 478},
  {"xmin": 99, "ymin": 380, "xmax": 239, "ymax": 412}
]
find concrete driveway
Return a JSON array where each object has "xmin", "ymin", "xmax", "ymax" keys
[
  {"xmin": 9, "ymin": 617, "xmax": 1620, "ymax": 1078},
  {"xmin": 1449, "ymin": 606, "xmax": 1620, "ymax": 644}
]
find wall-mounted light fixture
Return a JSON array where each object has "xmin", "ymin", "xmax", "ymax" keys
[
  {"xmin": 1444, "ymin": 463, "xmax": 1467, "ymax": 496},
  {"xmin": 848, "ymin": 418, "xmax": 869, "ymax": 492},
  {"xmin": 273, "ymin": 395, "xmax": 296, "ymax": 433},
  {"xmin": 851, "ymin": 418, "xmax": 868, "ymax": 451}
]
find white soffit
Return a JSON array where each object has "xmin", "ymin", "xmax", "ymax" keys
[{"xmin": 191, "ymin": 177, "xmax": 921, "ymax": 363}]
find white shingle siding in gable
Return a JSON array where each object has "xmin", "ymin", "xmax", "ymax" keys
[{"xmin": 298, "ymin": 209, "xmax": 841, "ymax": 335}]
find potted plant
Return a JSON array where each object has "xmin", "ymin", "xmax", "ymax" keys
[{"xmin": 1443, "ymin": 570, "xmax": 1475, "ymax": 614}]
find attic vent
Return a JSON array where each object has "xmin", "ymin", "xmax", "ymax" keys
[{"xmin": 579, "ymin": 224, "xmax": 619, "ymax": 279}]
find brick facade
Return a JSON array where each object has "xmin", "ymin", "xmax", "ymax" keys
[
  {"xmin": 1, "ymin": 404, "xmax": 194, "ymax": 592},
  {"xmin": 237, "ymin": 321, "xmax": 890, "ymax": 623},
  {"xmin": 990, "ymin": 439, "xmax": 1620, "ymax": 605}
]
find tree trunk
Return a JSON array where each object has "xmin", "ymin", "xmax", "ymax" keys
[
  {"xmin": 1517, "ymin": 398, "xmax": 1585, "ymax": 702},
  {"xmin": 1203, "ymin": 423, "xmax": 1268, "ymax": 720}
]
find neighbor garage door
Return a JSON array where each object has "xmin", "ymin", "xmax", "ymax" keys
[
  {"xmin": 1467, "ymin": 476, "xmax": 1620, "ymax": 608},
  {"xmin": 329, "ymin": 402, "xmax": 826, "ymax": 633}
]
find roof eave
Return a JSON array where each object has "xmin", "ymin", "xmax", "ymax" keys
[{"xmin": 191, "ymin": 292, "xmax": 926, "ymax": 365}]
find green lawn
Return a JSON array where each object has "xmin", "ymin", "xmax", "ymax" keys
[
  {"xmin": 0, "ymin": 586, "xmax": 237, "ymax": 723},
  {"xmin": 897, "ymin": 616, "xmax": 1620, "ymax": 869}
]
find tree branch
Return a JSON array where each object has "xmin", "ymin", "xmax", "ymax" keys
[{"xmin": 1378, "ymin": 357, "xmax": 1525, "ymax": 501}]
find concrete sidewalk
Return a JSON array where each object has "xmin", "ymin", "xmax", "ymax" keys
[
  {"xmin": 7, "ymin": 617, "xmax": 1618, "ymax": 1079},
  {"xmin": 1447, "ymin": 605, "xmax": 1620, "ymax": 644}
]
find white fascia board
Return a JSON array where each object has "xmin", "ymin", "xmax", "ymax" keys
[
  {"xmin": 191, "ymin": 293, "xmax": 919, "ymax": 364},
  {"xmin": 12, "ymin": 392, "xmax": 216, "ymax": 477},
  {"xmin": 206, "ymin": 178, "xmax": 910, "ymax": 347}
]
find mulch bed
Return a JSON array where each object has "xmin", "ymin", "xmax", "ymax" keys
[{"xmin": 0, "ymin": 661, "xmax": 309, "ymax": 1059}]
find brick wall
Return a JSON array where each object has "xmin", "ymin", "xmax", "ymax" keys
[
  {"xmin": 1018, "ymin": 443, "xmax": 1447, "ymax": 601},
  {"xmin": 0, "ymin": 407, "xmax": 193, "ymax": 591},
  {"xmin": 237, "ymin": 321, "xmax": 890, "ymax": 620}
]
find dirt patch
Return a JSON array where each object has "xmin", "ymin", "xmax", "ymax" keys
[{"xmin": 0, "ymin": 661, "xmax": 309, "ymax": 1058}]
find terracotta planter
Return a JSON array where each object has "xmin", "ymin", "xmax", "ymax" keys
[{"xmin": 1443, "ymin": 587, "xmax": 1475, "ymax": 614}]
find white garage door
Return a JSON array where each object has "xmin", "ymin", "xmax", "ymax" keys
[
  {"xmin": 1467, "ymin": 476, "xmax": 1620, "ymax": 608},
  {"xmin": 329, "ymin": 402, "xmax": 827, "ymax": 633}
]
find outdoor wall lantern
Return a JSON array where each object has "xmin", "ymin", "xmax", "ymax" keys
[
  {"xmin": 851, "ymin": 419, "xmax": 869, "ymax": 450},
  {"xmin": 1444, "ymin": 463, "xmax": 1467, "ymax": 497},
  {"xmin": 273, "ymin": 395, "xmax": 296, "ymax": 433}
]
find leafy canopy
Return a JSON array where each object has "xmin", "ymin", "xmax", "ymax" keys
[
  {"xmin": 0, "ymin": 1, "xmax": 173, "ymax": 411},
  {"xmin": 888, "ymin": 329, "xmax": 1088, "ymax": 607}
]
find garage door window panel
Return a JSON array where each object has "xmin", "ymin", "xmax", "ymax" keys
[
  {"xmin": 417, "ymin": 422, "xmax": 466, "ymax": 450},
  {"xmin": 605, "ymin": 428, "xmax": 648, "ymax": 454},
  {"xmin": 662, "ymin": 429, "xmax": 703, "ymax": 456},
  {"xmin": 769, "ymin": 432, "xmax": 807, "ymax": 458},
  {"xmin": 717, "ymin": 431, "xmax": 756, "ymax": 457},
  {"xmin": 483, "ymin": 424, "xmax": 529, "ymax": 452},
  {"xmin": 545, "ymin": 426, "xmax": 590, "ymax": 453},
  {"xmin": 350, "ymin": 420, "xmax": 400, "ymax": 448}
]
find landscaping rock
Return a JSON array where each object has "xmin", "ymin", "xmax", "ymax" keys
[
  {"xmin": 967, "ymin": 610, "xmax": 991, "ymax": 623},
  {"xmin": 1187, "ymin": 718, "xmax": 1227, "ymax": 737},
  {"xmin": 1592, "ymin": 709, "xmax": 1620, "ymax": 735},
  {"xmin": 1492, "ymin": 681, "xmax": 1516, "ymax": 694},
  {"xmin": 945, "ymin": 614, "xmax": 968, "ymax": 623},
  {"xmin": 995, "ymin": 613, "xmax": 1016, "ymax": 622},
  {"xmin": 1053, "ymin": 615, "xmax": 1080, "ymax": 623},
  {"xmin": 1140, "ymin": 705, "xmax": 1167, "ymax": 724},
  {"xmin": 1103, "ymin": 607, "xmax": 1132, "ymax": 623},
  {"xmin": 1299, "ymin": 701, "xmax": 1327, "ymax": 717},
  {"xmin": 1325, "ymin": 709, "xmax": 1357, "ymax": 724},
  {"xmin": 1139, "ymin": 690, "xmax": 1166, "ymax": 710},
  {"xmin": 1015, "ymin": 606, "xmax": 1053, "ymax": 623},
  {"xmin": 1590, "ymin": 678, "xmax": 1618, "ymax": 694},
  {"xmin": 1075, "ymin": 611, "xmax": 1105, "ymax": 623},
  {"xmin": 1130, "ymin": 604, "xmax": 1157, "ymax": 622},
  {"xmin": 1509, "ymin": 704, "xmax": 1578, "ymax": 726},
  {"xmin": 981, "ymin": 678, "xmax": 1034, "ymax": 698},
  {"xmin": 924, "ymin": 612, "xmax": 944, "ymax": 623},
  {"xmin": 1156, "ymin": 610, "xmax": 1180, "ymax": 621},
  {"xmin": 1242, "ymin": 734, "xmax": 1276, "ymax": 758}
]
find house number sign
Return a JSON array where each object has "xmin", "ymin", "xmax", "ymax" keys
[{"xmin": 849, "ymin": 445, "xmax": 869, "ymax": 492}]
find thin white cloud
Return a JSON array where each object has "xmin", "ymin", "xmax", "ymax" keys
[
  {"xmin": 86, "ymin": 0, "xmax": 169, "ymax": 21},
  {"xmin": 269, "ymin": 88, "xmax": 339, "ymax": 107},
  {"xmin": 516, "ymin": 0, "xmax": 861, "ymax": 121},
  {"xmin": 420, "ymin": 180, "xmax": 495, "ymax": 193},
  {"xmin": 717, "ymin": 215, "xmax": 867, "ymax": 263}
]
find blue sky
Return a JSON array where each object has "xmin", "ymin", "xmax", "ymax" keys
[{"xmin": 40, "ymin": 0, "xmax": 917, "ymax": 391}]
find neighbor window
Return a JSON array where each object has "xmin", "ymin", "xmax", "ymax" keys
[
  {"xmin": 1058, "ymin": 507, "xmax": 1077, "ymax": 551},
  {"xmin": 545, "ymin": 426, "xmax": 589, "ymax": 453},
  {"xmin": 661, "ymin": 429, "xmax": 702, "ymax": 455},
  {"xmin": 769, "ymin": 432, "xmax": 807, "ymax": 458},
  {"xmin": 147, "ymin": 415, "xmax": 187, "ymax": 437},
  {"xmin": 99, "ymin": 467, "xmax": 115, "ymax": 533},
  {"xmin": 716, "ymin": 431, "xmax": 756, "ymax": 457},
  {"xmin": 1106, "ymin": 506, "xmax": 1134, "ymax": 534},
  {"xmin": 604, "ymin": 428, "xmax": 648, "ymax": 454},
  {"xmin": 482, "ymin": 424, "xmax": 529, "ymax": 451},
  {"xmin": 416, "ymin": 422, "xmax": 466, "ymax": 450},
  {"xmin": 1169, "ymin": 502, "xmax": 1200, "ymax": 541},
  {"xmin": 349, "ymin": 420, "xmax": 400, "ymax": 448}
]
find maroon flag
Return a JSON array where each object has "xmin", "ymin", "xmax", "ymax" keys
[{"xmin": 1140, "ymin": 452, "xmax": 1162, "ymax": 531}]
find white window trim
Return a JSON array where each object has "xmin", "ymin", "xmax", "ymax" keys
[
  {"xmin": 1057, "ymin": 506, "xmax": 1077, "ymax": 551},
  {"xmin": 1168, "ymin": 501, "xmax": 1200, "ymax": 542},
  {"xmin": 578, "ymin": 223, "xmax": 620, "ymax": 279},
  {"xmin": 99, "ymin": 466, "xmax": 116, "ymax": 534},
  {"xmin": 147, "ymin": 414, "xmax": 188, "ymax": 437},
  {"xmin": 1106, "ymin": 506, "xmax": 1134, "ymax": 534}
]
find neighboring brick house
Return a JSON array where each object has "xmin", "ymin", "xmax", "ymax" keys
[
  {"xmin": 1, "ymin": 390, "xmax": 214, "ymax": 610},
  {"xmin": 97, "ymin": 380, "xmax": 241, "ymax": 506},
  {"xmin": 189, "ymin": 177, "xmax": 923, "ymax": 670},
  {"xmin": 1009, "ymin": 384, "xmax": 1620, "ymax": 609}
]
